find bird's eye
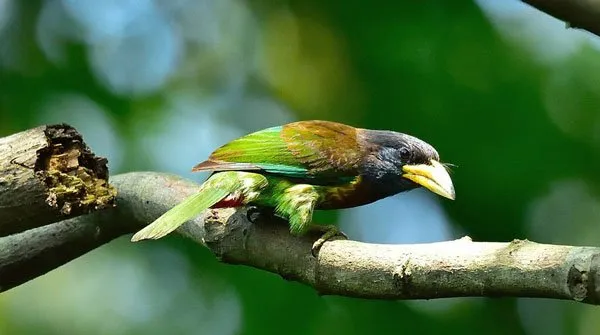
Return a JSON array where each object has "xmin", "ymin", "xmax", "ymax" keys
[{"xmin": 399, "ymin": 147, "xmax": 411, "ymax": 161}]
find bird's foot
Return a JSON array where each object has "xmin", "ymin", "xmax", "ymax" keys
[
  {"xmin": 246, "ymin": 206, "xmax": 274, "ymax": 223},
  {"xmin": 309, "ymin": 224, "xmax": 347, "ymax": 257}
]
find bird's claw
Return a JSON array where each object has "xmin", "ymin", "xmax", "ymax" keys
[
  {"xmin": 309, "ymin": 224, "xmax": 347, "ymax": 257},
  {"xmin": 246, "ymin": 206, "xmax": 274, "ymax": 223},
  {"xmin": 246, "ymin": 206, "xmax": 262, "ymax": 223}
]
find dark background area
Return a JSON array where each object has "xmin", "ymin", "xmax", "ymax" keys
[{"xmin": 1, "ymin": 1, "xmax": 599, "ymax": 334}]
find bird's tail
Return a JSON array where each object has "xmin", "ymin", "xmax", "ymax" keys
[{"xmin": 130, "ymin": 176, "xmax": 239, "ymax": 242}]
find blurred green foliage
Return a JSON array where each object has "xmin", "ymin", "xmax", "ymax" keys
[{"xmin": 1, "ymin": 0, "xmax": 600, "ymax": 334}]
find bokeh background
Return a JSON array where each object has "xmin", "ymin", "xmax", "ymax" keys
[{"xmin": 1, "ymin": 0, "xmax": 600, "ymax": 334}]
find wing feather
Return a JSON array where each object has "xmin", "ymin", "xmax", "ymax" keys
[{"xmin": 193, "ymin": 121, "xmax": 364, "ymax": 184}]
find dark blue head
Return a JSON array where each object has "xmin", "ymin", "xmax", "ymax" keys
[{"xmin": 358, "ymin": 129, "xmax": 455, "ymax": 200}]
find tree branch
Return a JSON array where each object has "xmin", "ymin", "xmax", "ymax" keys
[
  {"xmin": 522, "ymin": 0, "xmax": 600, "ymax": 37},
  {"xmin": 1, "ymin": 171, "xmax": 600, "ymax": 304},
  {"xmin": 0, "ymin": 124, "xmax": 116, "ymax": 236}
]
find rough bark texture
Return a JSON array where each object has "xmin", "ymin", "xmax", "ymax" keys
[
  {"xmin": 0, "ymin": 124, "xmax": 116, "ymax": 236},
  {"xmin": 2, "ymin": 171, "xmax": 600, "ymax": 305},
  {"xmin": 523, "ymin": 0, "xmax": 600, "ymax": 37}
]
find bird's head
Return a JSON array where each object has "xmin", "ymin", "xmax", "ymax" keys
[{"xmin": 361, "ymin": 130, "xmax": 455, "ymax": 200}]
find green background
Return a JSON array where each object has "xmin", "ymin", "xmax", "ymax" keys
[{"xmin": 1, "ymin": 1, "xmax": 599, "ymax": 334}]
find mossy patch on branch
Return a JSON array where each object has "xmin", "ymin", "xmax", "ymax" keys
[{"xmin": 35, "ymin": 124, "xmax": 117, "ymax": 216}]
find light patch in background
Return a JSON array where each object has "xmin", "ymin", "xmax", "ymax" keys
[
  {"xmin": 81, "ymin": 4, "xmax": 181, "ymax": 96},
  {"xmin": 257, "ymin": 7, "xmax": 362, "ymax": 119},
  {"xmin": 517, "ymin": 297, "xmax": 599, "ymax": 335},
  {"xmin": 225, "ymin": 94, "xmax": 296, "ymax": 133},
  {"xmin": 0, "ymin": 0, "xmax": 12, "ymax": 33},
  {"xmin": 37, "ymin": 0, "xmax": 182, "ymax": 96},
  {"xmin": 578, "ymin": 305, "xmax": 600, "ymax": 335},
  {"xmin": 476, "ymin": 0, "xmax": 600, "ymax": 64},
  {"xmin": 87, "ymin": 18, "xmax": 181, "ymax": 96},
  {"xmin": 62, "ymin": 0, "xmax": 157, "ymax": 43},
  {"xmin": 526, "ymin": 179, "xmax": 600, "ymax": 246},
  {"xmin": 177, "ymin": 0, "xmax": 258, "ymax": 76},
  {"xmin": 137, "ymin": 90, "xmax": 245, "ymax": 179},
  {"xmin": 36, "ymin": 0, "xmax": 82, "ymax": 64},
  {"xmin": 543, "ymin": 60, "xmax": 600, "ymax": 148},
  {"xmin": 0, "ymin": 0, "xmax": 26, "ymax": 71},
  {"xmin": 138, "ymin": 87, "xmax": 294, "ymax": 179},
  {"xmin": 516, "ymin": 299, "xmax": 566, "ymax": 335},
  {"xmin": 340, "ymin": 188, "xmax": 454, "ymax": 244},
  {"xmin": 161, "ymin": 0, "xmax": 258, "ymax": 103},
  {"xmin": 520, "ymin": 179, "xmax": 600, "ymax": 334},
  {"xmin": 37, "ymin": 0, "xmax": 258, "ymax": 98},
  {"xmin": 36, "ymin": 93, "xmax": 124, "ymax": 171},
  {"xmin": 0, "ymin": 240, "xmax": 242, "ymax": 335}
]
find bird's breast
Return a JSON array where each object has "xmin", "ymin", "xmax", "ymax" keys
[{"xmin": 315, "ymin": 176, "xmax": 391, "ymax": 210}]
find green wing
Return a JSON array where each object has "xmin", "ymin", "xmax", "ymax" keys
[{"xmin": 192, "ymin": 121, "xmax": 363, "ymax": 184}]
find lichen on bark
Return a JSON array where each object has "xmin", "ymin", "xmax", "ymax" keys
[{"xmin": 35, "ymin": 125, "xmax": 117, "ymax": 215}]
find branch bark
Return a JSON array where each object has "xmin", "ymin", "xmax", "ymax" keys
[
  {"xmin": 522, "ymin": 0, "xmax": 600, "ymax": 37},
  {"xmin": 0, "ymin": 124, "xmax": 116, "ymax": 236},
  {"xmin": 2, "ymin": 171, "xmax": 600, "ymax": 305}
]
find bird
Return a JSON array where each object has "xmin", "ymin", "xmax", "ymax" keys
[{"xmin": 131, "ymin": 120, "xmax": 455, "ymax": 254}]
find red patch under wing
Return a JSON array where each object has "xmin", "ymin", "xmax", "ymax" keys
[{"xmin": 210, "ymin": 194, "xmax": 245, "ymax": 208}]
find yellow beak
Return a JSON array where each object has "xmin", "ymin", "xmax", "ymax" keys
[{"xmin": 402, "ymin": 160, "xmax": 456, "ymax": 200}]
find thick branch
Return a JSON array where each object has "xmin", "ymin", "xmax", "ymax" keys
[
  {"xmin": 1, "ymin": 172, "xmax": 600, "ymax": 305},
  {"xmin": 0, "ymin": 124, "xmax": 116, "ymax": 236},
  {"xmin": 522, "ymin": 0, "xmax": 600, "ymax": 37}
]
